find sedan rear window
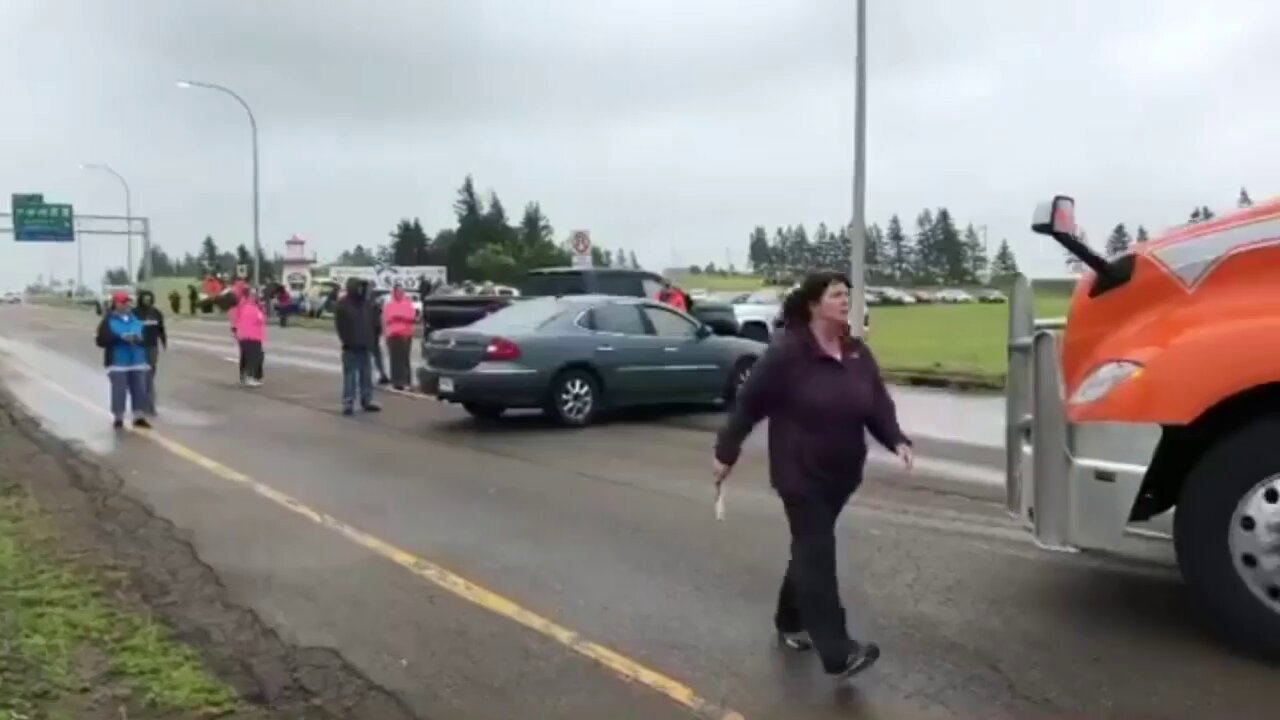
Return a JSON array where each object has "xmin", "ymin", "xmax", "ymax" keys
[{"xmin": 470, "ymin": 298, "xmax": 568, "ymax": 332}]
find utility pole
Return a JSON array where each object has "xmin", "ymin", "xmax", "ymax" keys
[{"xmin": 848, "ymin": 0, "xmax": 869, "ymax": 336}]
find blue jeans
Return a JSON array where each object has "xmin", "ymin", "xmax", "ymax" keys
[
  {"xmin": 341, "ymin": 349, "xmax": 374, "ymax": 409},
  {"xmin": 109, "ymin": 370, "xmax": 148, "ymax": 420}
]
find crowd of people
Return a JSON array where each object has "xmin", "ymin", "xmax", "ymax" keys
[{"xmin": 94, "ymin": 269, "xmax": 913, "ymax": 683}]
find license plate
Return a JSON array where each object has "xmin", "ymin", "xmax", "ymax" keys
[{"xmin": 437, "ymin": 377, "xmax": 454, "ymax": 394}]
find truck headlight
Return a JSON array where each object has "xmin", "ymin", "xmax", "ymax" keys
[{"xmin": 1068, "ymin": 360, "xmax": 1144, "ymax": 405}]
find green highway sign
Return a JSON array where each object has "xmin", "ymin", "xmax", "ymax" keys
[{"xmin": 11, "ymin": 193, "xmax": 74, "ymax": 242}]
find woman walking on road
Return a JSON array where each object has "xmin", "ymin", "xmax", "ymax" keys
[
  {"xmin": 229, "ymin": 282, "xmax": 267, "ymax": 387},
  {"xmin": 713, "ymin": 271, "xmax": 913, "ymax": 681},
  {"xmin": 382, "ymin": 285, "xmax": 417, "ymax": 390},
  {"xmin": 95, "ymin": 291, "xmax": 152, "ymax": 430}
]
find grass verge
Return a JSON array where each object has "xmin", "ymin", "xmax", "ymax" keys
[{"xmin": 0, "ymin": 489, "xmax": 237, "ymax": 719}]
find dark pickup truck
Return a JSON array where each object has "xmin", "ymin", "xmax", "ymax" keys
[{"xmin": 422, "ymin": 267, "xmax": 742, "ymax": 337}]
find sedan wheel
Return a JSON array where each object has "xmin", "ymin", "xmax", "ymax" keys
[{"xmin": 548, "ymin": 370, "xmax": 600, "ymax": 426}]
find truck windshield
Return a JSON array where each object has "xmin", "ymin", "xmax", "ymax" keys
[{"xmin": 517, "ymin": 273, "xmax": 586, "ymax": 297}]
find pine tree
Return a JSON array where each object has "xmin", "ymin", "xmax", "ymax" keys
[
  {"xmin": 614, "ymin": 248, "xmax": 627, "ymax": 268},
  {"xmin": 961, "ymin": 224, "xmax": 987, "ymax": 283},
  {"xmin": 931, "ymin": 209, "xmax": 965, "ymax": 284},
  {"xmin": 1104, "ymin": 223, "xmax": 1132, "ymax": 256},
  {"xmin": 747, "ymin": 227, "xmax": 770, "ymax": 272},
  {"xmin": 789, "ymin": 224, "xmax": 811, "ymax": 271},
  {"xmin": 1201, "ymin": 206, "xmax": 1215, "ymax": 221},
  {"xmin": 912, "ymin": 209, "xmax": 937, "ymax": 282},
  {"xmin": 1135, "ymin": 225, "xmax": 1150, "ymax": 244},
  {"xmin": 884, "ymin": 214, "xmax": 912, "ymax": 283},
  {"xmin": 991, "ymin": 239, "xmax": 1019, "ymax": 276},
  {"xmin": 1238, "ymin": 187, "xmax": 1253, "ymax": 208},
  {"xmin": 628, "ymin": 250, "xmax": 640, "ymax": 270},
  {"xmin": 199, "ymin": 235, "xmax": 220, "ymax": 275},
  {"xmin": 866, "ymin": 223, "xmax": 888, "ymax": 282}
]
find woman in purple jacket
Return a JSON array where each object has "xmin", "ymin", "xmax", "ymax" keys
[{"xmin": 713, "ymin": 271, "xmax": 913, "ymax": 681}]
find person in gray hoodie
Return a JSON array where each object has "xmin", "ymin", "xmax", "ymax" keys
[{"xmin": 333, "ymin": 277, "xmax": 382, "ymax": 415}]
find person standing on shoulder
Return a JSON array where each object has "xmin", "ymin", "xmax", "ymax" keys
[
  {"xmin": 334, "ymin": 278, "xmax": 381, "ymax": 415},
  {"xmin": 95, "ymin": 291, "xmax": 152, "ymax": 430},
  {"xmin": 382, "ymin": 285, "xmax": 417, "ymax": 390},
  {"xmin": 228, "ymin": 282, "xmax": 267, "ymax": 387},
  {"xmin": 133, "ymin": 290, "xmax": 168, "ymax": 415},
  {"xmin": 712, "ymin": 270, "xmax": 913, "ymax": 683}
]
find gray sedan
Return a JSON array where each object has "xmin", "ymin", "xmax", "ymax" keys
[{"xmin": 417, "ymin": 295, "xmax": 767, "ymax": 425}]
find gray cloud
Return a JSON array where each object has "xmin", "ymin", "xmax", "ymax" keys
[{"xmin": 4, "ymin": 0, "xmax": 1280, "ymax": 292}]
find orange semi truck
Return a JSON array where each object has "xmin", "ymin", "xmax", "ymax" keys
[{"xmin": 1006, "ymin": 195, "xmax": 1280, "ymax": 658}]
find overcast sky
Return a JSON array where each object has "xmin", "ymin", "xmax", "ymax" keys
[{"xmin": 4, "ymin": 0, "xmax": 1280, "ymax": 292}]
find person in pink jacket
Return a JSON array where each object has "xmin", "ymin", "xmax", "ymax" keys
[
  {"xmin": 382, "ymin": 285, "xmax": 417, "ymax": 390},
  {"xmin": 228, "ymin": 283, "xmax": 267, "ymax": 387}
]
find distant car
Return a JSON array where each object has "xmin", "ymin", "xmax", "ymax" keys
[
  {"xmin": 874, "ymin": 287, "xmax": 917, "ymax": 305},
  {"xmin": 975, "ymin": 289, "xmax": 1007, "ymax": 304},
  {"xmin": 418, "ymin": 295, "xmax": 766, "ymax": 426},
  {"xmin": 934, "ymin": 289, "xmax": 976, "ymax": 303},
  {"xmin": 2, "ymin": 292, "xmax": 21, "ymax": 304}
]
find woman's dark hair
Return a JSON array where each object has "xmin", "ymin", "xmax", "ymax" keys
[{"xmin": 781, "ymin": 271, "xmax": 852, "ymax": 326}]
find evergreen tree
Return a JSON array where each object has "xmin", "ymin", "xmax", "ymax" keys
[
  {"xmin": 770, "ymin": 227, "xmax": 789, "ymax": 279},
  {"xmin": 388, "ymin": 218, "xmax": 430, "ymax": 265},
  {"xmin": 866, "ymin": 223, "xmax": 889, "ymax": 282},
  {"xmin": 912, "ymin": 209, "xmax": 939, "ymax": 282},
  {"xmin": 747, "ymin": 226, "xmax": 771, "ymax": 272},
  {"xmin": 962, "ymin": 224, "xmax": 987, "ymax": 283},
  {"xmin": 1135, "ymin": 225, "xmax": 1150, "ymax": 244},
  {"xmin": 1238, "ymin": 187, "xmax": 1253, "ymax": 208},
  {"xmin": 884, "ymin": 214, "xmax": 912, "ymax": 283},
  {"xmin": 614, "ymin": 248, "xmax": 627, "ymax": 269},
  {"xmin": 991, "ymin": 239, "xmax": 1019, "ymax": 276},
  {"xmin": 1104, "ymin": 223, "xmax": 1132, "ymax": 256},
  {"xmin": 590, "ymin": 245, "xmax": 611, "ymax": 267},
  {"xmin": 931, "ymin": 209, "xmax": 965, "ymax": 283},
  {"xmin": 198, "ymin": 235, "xmax": 220, "ymax": 275},
  {"xmin": 628, "ymin": 250, "xmax": 640, "ymax": 270},
  {"xmin": 235, "ymin": 244, "xmax": 253, "ymax": 277},
  {"xmin": 789, "ymin": 224, "xmax": 811, "ymax": 272}
]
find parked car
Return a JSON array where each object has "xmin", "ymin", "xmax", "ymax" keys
[
  {"xmin": 874, "ymin": 287, "xmax": 917, "ymax": 305},
  {"xmin": 418, "ymin": 295, "xmax": 766, "ymax": 425},
  {"xmin": 420, "ymin": 267, "xmax": 741, "ymax": 338},
  {"xmin": 2, "ymin": 291, "xmax": 22, "ymax": 304},
  {"xmin": 731, "ymin": 289, "xmax": 788, "ymax": 342},
  {"xmin": 975, "ymin": 289, "xmax": 1007, "ymax": 304},
  {"xmin": 934, "ymin": 289, "xmax": 976, "ymax": 303}
]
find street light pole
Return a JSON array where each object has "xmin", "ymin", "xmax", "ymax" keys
[
  {"xmin": 848, "ymin": 0, "xmax": 869, "ymax": 337},
  {"xmin": 177, "ymin": 79, "xmax": 261, "ymax": 293},
  {"xmin": 79, "ymin": 163, "xmax": 133, "ymax": 284}
]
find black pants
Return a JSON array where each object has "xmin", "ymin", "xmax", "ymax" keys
[
  {"xmin": 386, "ymin": 335, "xmax": 413, "ymax": 388},
  {"xmin": 775, "ymin": 483, "xmax": 856, "ymax": 673},
  {"xmin": 238, "ymin": 340, "xmax": 264, "ymax": 381}
]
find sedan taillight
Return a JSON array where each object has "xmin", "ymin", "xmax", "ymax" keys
[{"xmin": 483, "ymin": 337, "xmax": 521, "ymax": 362}]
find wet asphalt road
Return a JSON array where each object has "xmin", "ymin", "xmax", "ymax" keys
[{"xmin": 0, "ymin": 304, "xmax": 1275, "ymax": 720}]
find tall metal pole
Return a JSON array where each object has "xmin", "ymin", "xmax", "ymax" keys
[
  {"xmin": 79, "ymin": 163, "xmax": 133, "ymax": 283},
  {"xmin": 75, "ymin": 222, "xmax": 83, "ymax": 295},
  {"xmin": 848, "ymin": 0, "xmax": 869, "ymax": 337},
  {"xmin": 177, "ymin": 79, "xmax": 261, "ymax": 294}
]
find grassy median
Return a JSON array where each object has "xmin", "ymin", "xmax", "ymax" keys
[{"xmin": 0, "ymin": 490, "xmax": 238, "ymax": 719}]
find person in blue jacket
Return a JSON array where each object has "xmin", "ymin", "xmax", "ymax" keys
[{"xmin": 95, "ymin": 290, "xmax": 152, "ymax": 429}]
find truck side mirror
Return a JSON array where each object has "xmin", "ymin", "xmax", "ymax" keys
[{"xmin": 1032, "ymin": 196, "xmax": 1077, "ymax": 240}]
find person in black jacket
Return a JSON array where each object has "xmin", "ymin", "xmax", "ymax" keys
[
  {"xmin": 133, "ymin": 289, "xmax": 167, "ymax": 415},
  {"xmin": 333, "ymin": 278, "xmax": 382, "ymax": 415}
]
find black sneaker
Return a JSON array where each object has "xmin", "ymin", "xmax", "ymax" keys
[
  {"xmin": 342, "ymin": 407, "xmax": 354, "ymax": 416},
  {"xmin": 133, "ymin": 418, "xmax": 152, "ymax": 429},
  {"xmin": 836, "ymin": 642, "xmax": 881, "ymax": 680},
  {"xmin": 777, "ymin": 631, "xmax": 813, "ymax": 652},
  {"xmin": 112, "ymin": 419, "xmax": 124, "ymax": 430},
  {"xmin": 362, "ymin": 403, "xmax": 382, "ymax": 413},
  {"xmin": 377, "ymin": 377, "xmax": 391, "ymax": 386}
]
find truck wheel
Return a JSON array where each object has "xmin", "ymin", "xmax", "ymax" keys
[
  {"xmin": 546, "ymin": 369, "xmax": 600, "ymax": 427},
  {"xmin": 1175, "ymin": 415, "xmax": 1280, "ymax": 659}
]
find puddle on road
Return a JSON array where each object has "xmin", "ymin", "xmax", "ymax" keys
[{"xmin": 0, "ymin": 336, "xmax": 217, "ymax": 452}]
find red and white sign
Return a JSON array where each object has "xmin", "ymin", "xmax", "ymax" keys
[{"xmin": 571, "ymin": 230, "xmax": 592, "ymax": 255}]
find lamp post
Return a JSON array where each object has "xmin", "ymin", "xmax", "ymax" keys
[
  {"xmin": 848, "ymin": 0, "xmax": 869, "ymax": 337},
  {"xmin": 176, "ymin": 79, "xmax": 261, "ymax": 292},
  {"xmin": 79, "ymin": 162, "xmax": 133, "ymax": 284}
]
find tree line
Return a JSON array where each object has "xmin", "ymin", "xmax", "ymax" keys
[
  {"xmin": 747, "ymin": 210, "xmax": 1020, "ymax": 286},
  {"xmin": 105, "ymin": 240, "xmax": 281, "ymax": 285},
  {"xmin": 332, "ymin": 175, "xmax": 643, "ymax": 284}
]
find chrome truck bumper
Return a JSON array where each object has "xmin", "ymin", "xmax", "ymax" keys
[{"xmin": 1004, "ymin": 276, "xmax": 1175, "ymax": 564}]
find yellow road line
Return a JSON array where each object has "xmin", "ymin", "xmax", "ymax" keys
[{"xmin": 4, "ymin": 358, "xmax": 745, "ymax": 720}]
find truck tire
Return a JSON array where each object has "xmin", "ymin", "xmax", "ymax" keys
[{"xmin": 1174, "ymin": 415, "xmax": 1280, "ymax": 659}]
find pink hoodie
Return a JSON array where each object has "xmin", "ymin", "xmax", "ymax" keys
[
  {"xmin": 383, "ymin": 288, "xmax": 417, "ymax": 338},
  {"xmin": 229, "ymin": 288, "xmax": 267, "ymax": 343}
]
